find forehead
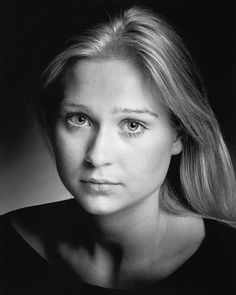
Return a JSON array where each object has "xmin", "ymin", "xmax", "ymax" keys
[
  {"xmin": 62, "ymin": 58, "xmax": 166, "ymax": 116},
  {"xmin": 64, "ymin": 58, "xmax": 147, "ymax": 91}
]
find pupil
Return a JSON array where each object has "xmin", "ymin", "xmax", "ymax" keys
[
  {"xmin": 130, "ymin": 122, "xmax": 137, "ymax": 130},
  {"xmin": 78, "ymin": 116, "xmax": 85, "ymax": 123}
]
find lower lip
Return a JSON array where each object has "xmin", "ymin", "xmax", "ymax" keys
[{"xmin": 80, "ymin": 181, "xmax": 119, "ymax": 193}]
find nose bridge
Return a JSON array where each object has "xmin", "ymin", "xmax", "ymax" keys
[{"xmin": 86, "ymin": 126, "xmax": 113, "ymax": 166}]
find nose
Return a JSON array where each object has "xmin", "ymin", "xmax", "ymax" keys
[{"xmin": 85, "ymin": 128, "xmax": 113, "ymax": 168}]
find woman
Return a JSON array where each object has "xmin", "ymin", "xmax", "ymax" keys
[{"xmin": 1, "ymin": 6, "xmax": 236, "ymax": 295}]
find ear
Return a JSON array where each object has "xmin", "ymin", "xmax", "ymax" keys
[{"xmin": 171, "ymin": 131, "xmax": 182, "ymax": 155}]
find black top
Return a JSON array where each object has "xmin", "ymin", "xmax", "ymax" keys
[{"xmin": 0, "ymin": 199, "xmax": 236, "ymax": 295}]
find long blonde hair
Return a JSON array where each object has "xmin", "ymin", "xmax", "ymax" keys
[{"xmin": 35, "ymin": 6, "xmax": 236, "ymax": 226}]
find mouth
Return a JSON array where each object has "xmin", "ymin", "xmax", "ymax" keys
[
  {"xmin": 80, "ymin": 178, "xmax": 120, "ymax": 193},
  {"xmin": 81, "ymin": 178, "xmax": 119, "ymax": 185}
]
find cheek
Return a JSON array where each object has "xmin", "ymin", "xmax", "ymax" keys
[
  {"xmin": 126, "ymin": 135, "xmax": 174, "ymax": 184},
  {"xmin": 53, "ymin": 130, "xmax": 86, "ymax": 176}
]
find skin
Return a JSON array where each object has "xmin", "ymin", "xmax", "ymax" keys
[
  {"xmin": 50, "ymin": 58, "xmax": 203, "ymax": 288},
  {"xmin": 54, "ymin": 58, "xmax": 182, "ymax": 217}
]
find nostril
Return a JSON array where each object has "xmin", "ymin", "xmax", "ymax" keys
[
  {"xmin": 85, "ymin": 153, "xmax": 97, "ymax": 167},
  {"xmin": 85, "ymin": 152, "xmax": 111, "ymax": 168}
]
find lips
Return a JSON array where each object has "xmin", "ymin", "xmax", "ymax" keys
[
  {"xmin": 80, "ymin": 178, "xmax": 120, "ymax": 193},
  {"xmin": 81, "ymin": 178, "xmax": 119, "ymax": 185}
]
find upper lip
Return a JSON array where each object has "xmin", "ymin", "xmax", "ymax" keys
[{"xmin": 81, "ymin": 178, "xmax": 119, "ymax": 185}]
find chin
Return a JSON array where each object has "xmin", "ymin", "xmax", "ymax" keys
[{"xmin": 74, "ymin": 195, "xmax": 121, "ymax": 216}]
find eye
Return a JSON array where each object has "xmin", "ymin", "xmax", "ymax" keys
[
  {"xmin": 66, "ymin": 113, "xmax": 91, "ymax": 128},
  {"xmin": 121, "ymin": 120, "xmax": 147, "ymax": 137},
  {"xmin": 127, "ymin": 121, "xmax": 140, "ymax": 131}
]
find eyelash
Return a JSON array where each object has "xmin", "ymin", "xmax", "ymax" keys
[
  {"xmin": 120, "ymin": 120, "xmax": 147, "ymax": 137},
  {"xmin": 66, "ymin": 113, "xmax": 91, "ymax": 129},
  {"xmin": 65, "ymin": 113, "xmax": 147, "ymax": 137}
]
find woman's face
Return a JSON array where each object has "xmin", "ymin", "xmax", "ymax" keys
[{"xmin": 53, "ymin": 59, "xmax": 182, "ymax": 216}]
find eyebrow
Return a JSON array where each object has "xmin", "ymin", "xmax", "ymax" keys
[
  {"xmin": 61, "ymin": 103, "xmax": 158, "ymax": 118},
  {"xmin": 113, "ymin": 107, "xmax": 158, "ymax": 118},
  {"xmin": 61, "ymin": 102, "xmax": 93, "ymax": 113}
]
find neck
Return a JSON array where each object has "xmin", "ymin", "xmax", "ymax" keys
[{"xmin": 81, "ymin": 193, "xmax": 169, "ymax": 260}]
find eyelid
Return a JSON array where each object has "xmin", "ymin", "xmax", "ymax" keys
[
  {"xmin": 119, "ymin": 119, "xmax": 148, "ymax": 134},
  {"xmin": 67, "ymin": 112, "xmax": 90, "ymax": 119},
  {"xmin": 63, "ymin": 112, "xmax": 149, "ymax": 135},
  {"xmin": 120, "ymin": 118, "xmax": 147, "ymax": 128},
  {"xmin": 66, "ymin": 112, "xmax": 92, "ymax": 127}
]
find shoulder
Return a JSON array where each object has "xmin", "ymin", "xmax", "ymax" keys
[
  {"xmin": 165, "ymin": 218, "xmax": 236, "ymax": 294},
  {"xmin": 203, "ymin": 218, "xmax": 236, "ymax": 262},
  {"xmin": 3, "ymin": 198, "xmax": 75, "ymax": 222},
  {"xmin": 0, "ymin": 199, "xmax": 78, "ymax": 256},
  {"xmin": 204, "ymin": 218, "xmax": 236, "ymax": 248},
  {"xmin": 1, "ymin": 198, "xmax": 76, "ymax": 232},
  {"xmin": 0, "ymin": 201, "xmax": 74, "ymax": 294},
  {"xmin": 197, "ymin": 219, "xmax": 236, "ymax": 291}
]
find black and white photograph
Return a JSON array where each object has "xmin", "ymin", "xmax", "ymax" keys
[{"xmin": 0, "ymin": 0, "xmax": 236, "ymax": 294}]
